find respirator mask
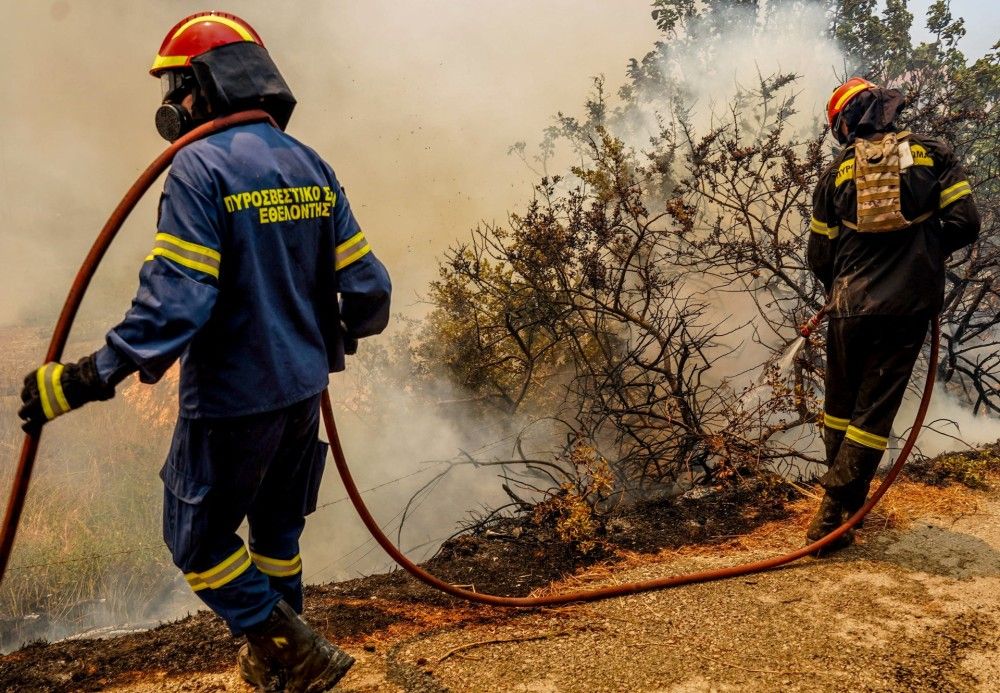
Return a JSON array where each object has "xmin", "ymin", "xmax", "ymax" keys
[{"xmin": 155, "ymin": 70, "xmax": 201, "ymax": 142}]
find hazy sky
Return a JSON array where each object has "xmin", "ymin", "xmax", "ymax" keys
[
  {"xmin": 909, "ymin": 0, "xmax": 1000, "ymax": 58},
  {"xmin": 0, "ymin": 1, "xmax": 995, "ymax": 330},
  {"xmin": 0, "ymin": 1, "xmax": 661, "ymax": 329}
]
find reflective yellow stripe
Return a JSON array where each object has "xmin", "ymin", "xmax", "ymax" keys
[
  {"xmin": 335, "ymin": 231, "xmax": 365, "ymax": 255},
  {"xmin": 335, "ymin": 231, "xmax": 372, "ymax": 271},
  {"xmin": 834, "ymin": 83, "xmax": 872, "ymax": 112},
  {"xmin": 184, "ymin": 546, "xmax": 253, "ymax": 592},
  {"xmin": 810, "ymin": 217, "xmax": 839, "ymax": 239},
  {"xmin": 251, "ymin": 552, "xmax": 303, "ymax": 578},
  {"xmin": 37, "ymin": 365, "xmax": 55, "ymax": 420},
  {"xmin": 50, "ymin": 364, "xmax": 70, "ymax": 415},
  {"xmin": 845, "ymin": 425, "xmax": 888, "ymax": 450},
  {"xmin": 37, "ymin": 363, "xmax": 71, "ymax": 420},
  {"xmin": 149, "ymin": 248, "xmax": 221, "ymax": 278},
  {"xmin": 150, "ymin": 54, "xmax": 190, "ymax": 72},
  {"xmin": 823, "ymin": 413, "xmax": 850, "ymax": 431},
  {"xmin": 336, "ymin": 244, "xmax": 372, "ymax": 271},
  {"xmin": 155, "ymin": 233, "xmax": 222, "ymax": 261},
  {"xmin": 146, "ymin": 233, "xmax": 221, "ymax": 279},
  {"xmin": 171, "ymin": 15, "xmax": 255, "ymax": 42},
  {"xmin": 939, "ymin": 181, "xmax": 972, "ymax": 208}
]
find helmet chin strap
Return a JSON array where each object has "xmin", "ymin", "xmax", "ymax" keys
[{"xmin": 831, "ymin": 114, "xmax": 850, "ymax": 145}]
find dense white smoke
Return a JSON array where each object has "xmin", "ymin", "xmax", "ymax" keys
[{"xmin": 0, "ymin": 0, "xmax": 658, "ymax": 647}]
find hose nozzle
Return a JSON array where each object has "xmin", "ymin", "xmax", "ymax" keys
[{"xmin": 799, "ymin": 308, "xmax": 827, "ymax": 338}]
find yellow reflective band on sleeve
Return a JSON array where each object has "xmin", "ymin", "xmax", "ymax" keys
[
  {"xmin": 146, "ymin": 232, "xmax": 221, "ymax": 279},
  {"xmin": 184, "ymin": 546, "xmax": 253, "ymax": 592},
  {"xmin": 845, "ymin": 425, "xmax": 888, "ymax": 451},
  {"xmin": 939, "ymin": 181, "xmax": 972, "ymax": 209},
  {"xmin": 823, "ymin": 412, "xmax": 850, "ymax": 431},
  {"xmin": 810, "ymin": 217, "xmax": 839, "ymax": 239},
  {"xmin": 335, "ymin": 231, "xmax": 372, "ymax": 271},
  {"xmin": 251, "ymin": 551, "xmax": 303, "ymax": 578},
  {"xmin": 835, "ymin": 158, "xmax": 855, "ymax": 187}
]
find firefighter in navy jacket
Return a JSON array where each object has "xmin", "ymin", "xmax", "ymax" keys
[
  {"xmin": 19, "ymin": 12, "xmax": 386, "ymax": 691},
  {"xmin": 805, "ymin": 78, "xmax": 979, "ymax": 552}
]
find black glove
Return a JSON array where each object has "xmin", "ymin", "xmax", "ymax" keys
[
  {"xmin": 19, "ymin": 353, "xmax": 116, "ymax": 433},
  {"xmin": 340, "ymin": 321, "xmax": 358, "ymax": 356}
]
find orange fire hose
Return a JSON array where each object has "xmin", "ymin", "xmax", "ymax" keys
[
  {"xmin": 323, "ymin": 320, "xmax": 938, "ymax": 605},
  {"xmin": 0, "ymin": 110, "xmax": 275, "ymax": 579},
  {"xmin": 0, "ymin": 114, "xmax": 940, "ymax": 608}
]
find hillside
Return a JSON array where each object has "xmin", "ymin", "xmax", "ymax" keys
[{"xmin": 0, "ymin": 471, "xmax": 997, "ymax": 692}]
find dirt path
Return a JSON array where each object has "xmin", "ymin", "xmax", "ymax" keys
[{"xmin": 100, "ymin": 480, "xmax": 1000, "ymax": 693}]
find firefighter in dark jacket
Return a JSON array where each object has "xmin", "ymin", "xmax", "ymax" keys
[
  {"xmin": 19, "ymin": 12, "xmax": 390, "ymax": 692},
  {"xmin": 806, "ymin": 77, "xmax": 979, "ymax": 551}
]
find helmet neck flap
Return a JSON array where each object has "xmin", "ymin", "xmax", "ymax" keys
[{"xmin": 191, "ymin": 41, "xmax": 296, "ymax": 131}]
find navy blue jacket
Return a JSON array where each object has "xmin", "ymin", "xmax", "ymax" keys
[{"xmin": 96, "ymin": 122, "xmax": 391, "ymax": 418}]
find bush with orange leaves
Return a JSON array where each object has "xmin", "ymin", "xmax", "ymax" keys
[{"xmin": 529, "ymin": 439, "xmax": 615, "ymax": 554}]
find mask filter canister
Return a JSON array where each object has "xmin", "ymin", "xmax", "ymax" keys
[{"xmin": 155, "ymin": 103, "xmax": 193, "ymax": 143}]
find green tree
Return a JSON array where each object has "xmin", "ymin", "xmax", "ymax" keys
[{"xmin": 418, "ymin": 0, "xmax": 1000, "ymax": 512}]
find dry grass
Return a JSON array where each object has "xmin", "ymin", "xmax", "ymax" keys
[
  {"xmin": 0, "ymin": 330, "xmax": 179, "ymax": 647},
  {"xmin": 529, "ymin": 473, "xmax": 995, "ymax": 598}
]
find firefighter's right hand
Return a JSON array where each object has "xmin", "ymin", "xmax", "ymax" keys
[{"xmin": 18, "ymin": 354, "xmax": 115, "ymax": 433}]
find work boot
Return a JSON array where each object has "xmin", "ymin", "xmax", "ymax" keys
[
  {"xmin": 238, "ymin": 641, "xmax": 284, "ymax": 692},
  {"xmin": 821, "ymin": 441, "xmax": 883, "ymax": 533},
  {"xmin": 839, "ymin": 482, "xmax": 872, "ymax": 529},
  {"xmin": 822, "ymin": 427, "xmax": 845, "ymax": 468},
  {"xmin": 804, "ymin": 494, "xmax": 854, "ymax": 555},
  {"xmin": 245, "ymin": 600, "xmax": 355, "ymax": 693}
]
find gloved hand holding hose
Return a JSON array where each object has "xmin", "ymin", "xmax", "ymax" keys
[{"xmin": 18, "ymin": 353, "xmax": 115, "ymax": 433}]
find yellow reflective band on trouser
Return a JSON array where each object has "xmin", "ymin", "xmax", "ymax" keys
[
  {"xmin": 845, "ymin": 425, "xmax": 888, "ymax": 451},
  {"xmin": 185, "ymin": 546, "xmax": 253, "ymax": 592},
  {"xmin": 145, "ymin": 232, "xmax": 221, "ymax": 279},
  {"xmin": 251, "ymin": 551, "xmax": 303, "ymax": 578},
  {"xmin": 36, "ymin": 363, "xmax": 71, "ymax": 420},
  {"xmin": 939, "ymin": 181, "xmax": 972, "ymax": 209},
  {"xmin": 823, "ymin": 412, "xmax": 850, "ymax": 431},
  {"xmin": 335, "ymin": 231, "xmax": 372, "ymax": 270},
  {"xmin": 810, "ymin": 217, "xmax": 839, "ymax": 239}
]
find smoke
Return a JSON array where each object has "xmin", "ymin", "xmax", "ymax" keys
[
  {"xmin": 0, "ymin": 0, "xmax": 660, "ymax": 647},
  {"xmin": 1, "ymin": 0, "xmax": 994, "ymax": 650},
  {"xmin": 897, "ymin": 383, "xmax": 1000, "ymax": 459},
  {"xmin": 669, "ymin": 2, "xmax": 842, "ymax": 136},
  {"xmin": 0, "ymin": 0, "xmax": 660, "ymax": 328}
]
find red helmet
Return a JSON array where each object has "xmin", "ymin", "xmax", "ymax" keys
[
  {"xmin": 827, "ymin": 77, "xmax": 876, "ymax": 129},
  {"xmin": 150, "ymin": 11, "xmax": 264, "ymax": 76}
]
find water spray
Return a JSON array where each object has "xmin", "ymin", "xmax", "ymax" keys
[{"xmin": 0, "ymin": 118, "xmax": 940, "ymax": 609}]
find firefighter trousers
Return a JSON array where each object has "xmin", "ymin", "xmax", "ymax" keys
[
  {"xmin": 820, "ymin": 315, "xmax": 929, "ymax": 499},
  {"xmin": 160, "ymin": 392, "xmax": 327, "ymax": 634}
]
